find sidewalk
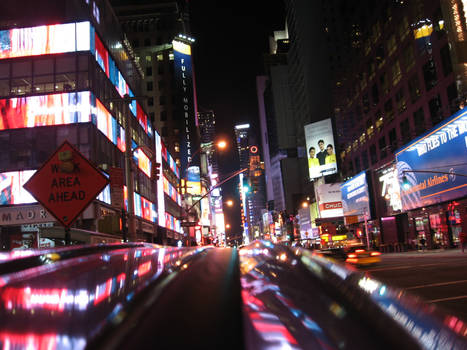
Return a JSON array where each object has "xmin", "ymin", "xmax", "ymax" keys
[{"xmin": 382, "ymin": 248, "xmax": 466, "ymax": 258}]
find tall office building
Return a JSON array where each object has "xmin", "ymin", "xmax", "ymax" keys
[
  {"xmin": 0, "ymin": 0, "xmax": 163, "ymax": 249},
  {"xmin": 234, "ymin": 123, "xmax": 250, "ymax": 241},
  {"xmin": 112, "ymin": 0, "xmax": 201, "ymax": 244},
  {"xmin": 198, "ymin": 109, "xmax": 219, "ymax": 174},
  {"xmin": 111, "ymin": 0, "xmax": 191, "ymax": 162},
  {"xmin": 332, "ymin": 0, "xmax": 467, "ymax": 248}
]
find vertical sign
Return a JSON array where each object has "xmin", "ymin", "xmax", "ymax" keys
[{"xmin": 173, "ymin": 39, "xmax": 199, "ymax": 178}]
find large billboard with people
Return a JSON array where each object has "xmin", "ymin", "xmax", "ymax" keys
[
  {"xmin": 304, "ymin": 118, "xmax": 337, "ymax": 180},
  {"xmin": 396, "ymin": 106, "xmax": 467, "ymax": 211}
]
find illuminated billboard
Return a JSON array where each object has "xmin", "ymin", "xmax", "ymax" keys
[
  {"xmin": 315, "ymin": 183, "xmax": 343, "ymax": 218},
  {"xmin": 0, "ymin": 170, "xmax": 36, "ymax": 205},
  {"xmin": 123, "ymin": 186, "xmax": 156, "ymax": 223},
  {"xmin": 155, "ymin": 132, "xmax": 165, "ymax": 227},
  {"xmin": 377, "ymin": 163, "xmax": 402, "ymax": 215},
  {"xmin": 173, "ymin": 39, "xmax": 199, "ymax": 175},
  {"xmin": 340, "ymin": 171, "xmax": 372, "ymax": 223},
  {"xmin": 186, "ymin": 166, "xmax": 201, "ymax": 195},
  {"xmin": 396, "ymin": 106, "xmax": 467, "ymax": 211},
  {"xmin": 304, "ymin": 118, "xmax": 337, "ymax": 179},
  {"xmin": 0, "ymin": 22, "xmax": 91, "ymax": 59},
  {"xmin": 0, "ymin": 91, "xmax": 125, "ymax": 152}
]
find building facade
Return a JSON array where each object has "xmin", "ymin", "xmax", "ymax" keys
[{"xmin": 0, "ymin": 0, "xmax": 164, "ymax": 249}]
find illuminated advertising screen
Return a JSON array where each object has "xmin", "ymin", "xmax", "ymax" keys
[
  {"xmin": 315, "ymin": 183, "xmax": 343, "ymax": 218},
  {"xmin": 200, "ymin": 196, "xmax": 210, "ymax": 226},
  {"xmin": 377, "ymin": 163, "xmax": 402, "ymax": 215},
  {"xmin": 304, "ymin": 118, "xmax": 338, "ymax": 179},
  {"xmin": 186, "ymin": 166, "xmax": 201, "ymax": 195},
  {"xmin": 396, "ymin": 107, "xmax": 467, "ymax": 211},
  {"xmin": 0, "ymin": 91, "xmax": 92, "ymax": 130},
  {"xmin": 0, "ymin": 22, "xmax": 91, "ymax": 59},
  {"xmin": 0, "ymin": 91, "xmax": 125, "ymax": 153},
  {"xmin": 340, "ymin": 171, "xmax": 372, "ymax": 223},
  {"xmin": 0, "ymin": 170, "xmax": 36, "ymax": 205},
  {"xmin": 173, "ymin": 39, "xmax": 199, "ymax": 175},
  {"xmin": 155, "ymin": 132, "xmax": 165, "ymax": 227},
  {"xmin": 123, "ymin": 186, "xmax": 156, "ymax": 223}
]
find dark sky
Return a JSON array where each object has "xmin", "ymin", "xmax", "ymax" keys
[{"xmin": 189, "ymin": 1, "xmax": 286, "ymax": 237}]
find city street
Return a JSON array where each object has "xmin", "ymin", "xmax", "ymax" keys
[{"xmin": 360, "ymin": 249, "xmax": 467, "ymax": 321}]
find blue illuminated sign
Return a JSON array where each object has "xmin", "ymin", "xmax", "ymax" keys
[
  {"xmin": 396, "ymin": 107, "xmax": 467, "ymax": 211},
  {"xmin": 340, "ymin": 171, "xmax": 371, "ymax": 222}
]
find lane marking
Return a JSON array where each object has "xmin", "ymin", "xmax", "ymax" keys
[
  {"xmin": 366, "ymin": 263, "xmax": 441, "ymax": 272},
  {"xmin": 405, "ymin": 279, "xmax": 467, "ymax": 290},
  {"xmin": 427, "ymin": 295, "xmax": 467, "ymax": 303}
]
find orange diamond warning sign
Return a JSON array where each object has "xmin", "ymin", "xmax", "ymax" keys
[{"xmin": 23, "ymin": 141, "xmax": 109, "ymax": 228}]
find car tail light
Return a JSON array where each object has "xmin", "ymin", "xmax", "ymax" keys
[
  {"xmin": 370, "ymin": 251, "xmax": 381, "ymax": 256},
  {"xmin": 355, "ymin": 249, "xmax": 365, "ymax": 253},
  {"xmin": 347, "ymin": 253, "xmax": 357, "ymax": 258}
]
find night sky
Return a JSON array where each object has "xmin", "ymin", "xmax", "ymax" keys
[{"xmin": 189, "ymin": 1, "xmax": 286, "ymax": 237}]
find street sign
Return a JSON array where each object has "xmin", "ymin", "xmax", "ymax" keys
[
  {"xmin": 23, "ymin": 141, "xmax": 109, "ymax": 228},
  {"xmin": 109, "ymin": 167, "xmax": 124, "ymax": 209},
  {"xmin": 181, "ymin": 221, "xmax": 199, "ymax": 227}
]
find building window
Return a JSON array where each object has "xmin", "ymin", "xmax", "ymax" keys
[
  {"xmin": 387, "ymin": 34, "xmax": 397, "ymax": 56},
  {"xmin": 380, "ymin": 72, "xmax": 389, "ymax": 95},
  {"xmin": 146, "ymin": 66, "xmax": 152, "ymax": 76},
  {"xmin": 370, "ymin": 144, "xmax": 378, "ymax": 164},
  {"xmin": 400, "ymin": 118, "xmax": 411, "ymax": 144},
  {"xmin": 447, "ymin": 83, "xmax": 458, "ymax": 114},
  {"xmin": 174, "ymin": 128, "xmax": 180, "ymax": 135},
  {"xmin": 169, "ymin": 53, "xmax": 174, "ymax": 61},
  {"xmin": 391, "ymin": 60, "xmax": 402, "ymax": 85},
  {"xmin": 132, "ymin": 39, "xmax": 139, "ymax": 48},
  {"xmin": 160, "ymin": 110, "xmax": 167, "ymax": 121},
  {"xmin": 159, "ymin": 95, "xmax": 166, "ymax": 105},
  {"xmin": 144, "ymin": 38, "xmax": 151, "ymax": 46},
  {"xmin": 354, "ymin": 157, "xmax": 361, "ymax": 173},
  {"xmin": 408, "ymin": 74, "xmax": 421, "ymax": 103},
  {"xmin": 362, "ymin": 93, "xmax": 370, "ymax": 113},
  {"xmin": 146, "ymin": 81, "xmax": 153, "ymax": 91},
  {"xmin": 422, "ymin": 59, "xmax": 437, "ymax": 91},
  {"xmin": 158, "ymin": 65, "xmax": 164, "ymax": 74},
  {"xmin": 157, "ymin": 54, "xmax": 164, "ymax": 62},
  {"xmin": 161, "ymin": 127, "xmax": 168, "ymax": 137},
  {"xmin": 429, "ymin": 95, "xmax": 443, "ymax": 125},
  {"xmin": 174, "ymin": 142, "xmax": 180, "ymax": 153},
  {"xmin": 440, "ymin": 44, "xmax": 453, "ymax": 77},
  {"xmin": 384, "ymin": 98, "xmax": 394, "ymax": 122},
  {"xmin": 371, "ymin": 83, "xmax": 379, "ymax": 105},
  {"xmin": 398, "ymin": 16, "xmax": 410, "ymax": 40},
  {"xmin": 146, "ymin": 55, "xmax": 152, "ymax": 63},
  {"xmin": 149, "ymin": 112, "xmax": 155, "ymax": 121},
  {"xmin": 389, "ymin": 128, "xmax": 397, "ymax": 152},
  {"xmin": 395, "ymin": 87, "xmax": 407, "ymax": 114},
  {"xmin": 379, "ymin": 136, "xmax": 387, "ymax": 159},
  {"xmin": 362, "ymin": 150, "xmax": 369, "ymax": 169},
  {"xmin": 413, "ymin": 107, "xmax": 425, "ymax": 136},
  {"xmin": 403, "ymin": 45, "xmax": 415, "ymax": 71},
  {"xmin": 158, "ymin": 80, "xmax": 165, "ymax": 89},
  {"xmin": 147, "ymin": 97, "xmax": 154, "ymax": 106}
]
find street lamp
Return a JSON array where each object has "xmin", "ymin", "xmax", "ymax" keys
[
  {"xmin": 225, "ymin": 199, "xmax": 234, "ymax": 207},
  {"xmin": 226, "ymin": 223, "xmax": 231, "ymax": 229}
]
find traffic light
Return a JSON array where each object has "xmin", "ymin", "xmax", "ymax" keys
[{"xmin": 151, "ymin": 162, "xmax": 161, "ymax": 181}]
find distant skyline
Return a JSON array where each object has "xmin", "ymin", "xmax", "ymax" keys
[{"xmin": 189, "ymin": 1, "xmax": 285, "ymax": 235}]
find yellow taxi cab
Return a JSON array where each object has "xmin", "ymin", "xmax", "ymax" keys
[{"xmin": 344, "ymin": 245, "xmax": 381, "ymax": 265}]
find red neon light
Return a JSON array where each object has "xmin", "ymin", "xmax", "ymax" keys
[{"xmin": 137, "ymin": 261, "xmax": 152, "ymax": 277}]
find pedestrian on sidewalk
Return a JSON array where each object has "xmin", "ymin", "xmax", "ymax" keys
[
  {"xmin": 420, "ymin": 236, "xmax": 426, "ymax": 252},
  {"xmin": 459, "ymin": 231, "xmax": 467, "ymax": 253}
]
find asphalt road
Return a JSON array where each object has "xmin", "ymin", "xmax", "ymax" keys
[{"xmin": 359, "ymin": 249, "xmax": 467, "ymax": 321}]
